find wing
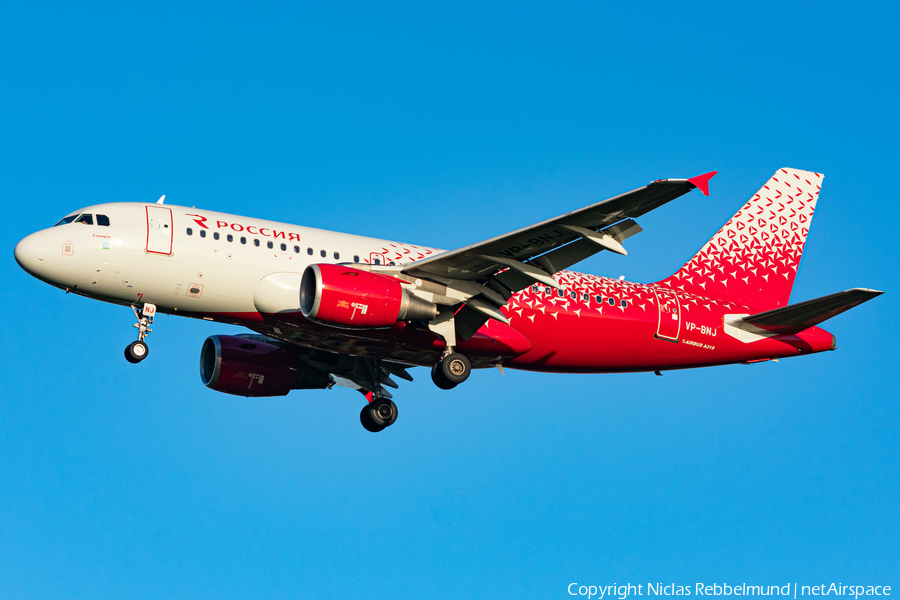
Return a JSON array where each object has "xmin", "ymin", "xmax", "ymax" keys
[
  {"xmin": 403, "ymin": 172, "xmax": 716, "ymax": 291},
  {"xmin": 355, "ymin": 171, "xmax": 714, "ymax": 345}
]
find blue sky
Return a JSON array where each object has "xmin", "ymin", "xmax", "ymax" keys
[{"xmin": 2, "ymin": 1, "xmax": 897, "ymax": 598}]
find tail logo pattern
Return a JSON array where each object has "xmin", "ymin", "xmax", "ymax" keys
[{"xmin": 659, "ymin": 168, "xmax": 823, "ymax": 310}]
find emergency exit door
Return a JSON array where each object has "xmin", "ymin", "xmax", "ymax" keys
[{"xmin": 146, "ymin": 206, "xmax": 173, "ymax": 255}]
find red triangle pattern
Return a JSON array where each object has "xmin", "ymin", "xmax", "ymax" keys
[{"xmin": 656, "ymin": 168, "xmax": 823, "ymax": 310}]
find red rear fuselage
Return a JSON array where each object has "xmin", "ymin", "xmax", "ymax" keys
[{"xmin": 500, "ymin": 272, "xmax": 835, "ymax": 372}]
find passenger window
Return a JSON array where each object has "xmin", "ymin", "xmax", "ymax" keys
[
  {"xmin": 187, "ymin": 228, "xmax": 193, "ymax": 236},
  {"xmin": 200, "ymin": 230, "xmax": 206, "ymax": 238},
  {"xmin": 320, "ymin": 250, "xmax": 326, "ymax": 258},
  {"xmin": 570, "ymin": 291, "xmax": 577, "ymax": 300},
  {"xmin": 240, "ymin": 237, "xmax": 247, "ymax": 244},
  {"xmin": 621, "ymin": 299, "xmax": 628, "ymax": 308},
  {"xmin": 294, "ymin": 246, "xmax": 300, "ymax": 253},
  {"xmin": 608, "ymin": 297, "xmax": 615, "ymax": 306},
  {"xmin": 334, "ymin": 252, "xmax": 340, "ymax": 260},
  {"xmin": 531, "ymin": 285, "xmax": 539, "ymax": 293},
  {"xmin": 595, "ymin": 295, "xmax": 602, "ymax": 303},
  {"xmin": 280, "ymin": 243, "xmax": 287, "ymax": 251},
  {"xmin": 557, "ymin": 289, "xmax": 565, "ymax": 297},
  {"xmin": 307, "ymin": 248, "xmax": 313, "ymax": 255},
  {"xmin": 75, "ymin": 214, "xmax": 93, "ymax": 225},
  {"xmin": 53, "ymin": 215, "xmax": 79, "ymax": 227},
  {"xmin": 545, "ymin": 288, "xmax": 551, "ymax": 295},
  {"xmin": 374, "ymin": 258, "xmax": 381, "ymax": 265},
  {"xmin": 213, "ymin": 232, "xmax": 220, "ymax": 240},
  {"xmin": 254, "ymin": 239, "xmax": 260, "ymax": 247},
  {"xmin": 583, "ymin": 293, "xmax": 589, "ymax": 301},
  {"xmin": 227, "ymin": 234, "xmax": 233, "ymax": 242},
  {"xmin": 354, "ymin": 255, "xmax": 360, "ymax": 263},
  {"xmin": 97, "ymin": 214, "xmax": 110, "ymax": 226},
  {"xmin": 267, "ymin": 241, "xmax": 274, "ymax": 249}
]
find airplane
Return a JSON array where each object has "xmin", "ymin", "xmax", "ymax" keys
[{"xmin": 14, "ymin": 168, "xmax": 882, "ymax": 432}]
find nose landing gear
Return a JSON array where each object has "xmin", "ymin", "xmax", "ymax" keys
[{"xmin": 125, "ymin": 303, "xmax": 155, "ymax": 364}]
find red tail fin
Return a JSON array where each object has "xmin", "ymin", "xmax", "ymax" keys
[{"xmin": 657, "ymin": 168, "xmax": 824, "ymax": 310}]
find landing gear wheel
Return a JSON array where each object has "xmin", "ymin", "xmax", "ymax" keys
[
  {"xmin": 125, "ymin": 340, "xmax": 149, "ymax": 364},
  {"xmin": 442, "ymin": 353, "xmax": 471, "ymax": 383},
  {"xmin": 360, "ymin": 399, "xmax": 398, "ymax": 432},
  {"xmin": 371, "ymin": 398, "xmax": 398, "ymax": 427},
  {"xmin": 431, "ymin": 363, "xmax": 458, "ymax": 390},
  {"xmin": 432, "ymin": 353, "xmax": 470, "ymax": 389},
  {"xmin": 360, "ymin": 404, "xmax": 385, "ymax": 432}
]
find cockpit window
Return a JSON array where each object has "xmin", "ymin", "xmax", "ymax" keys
[
  {"xmin": 97, "ymin": 214, "xmax": 110, "ymax": 226},
  {"xmin": 74, "ymin": 214, "xmax": 94, "ymax": 225},
  {"xmin": 53, "ymin": 214, "xmax": 79, "ymax": 227}
]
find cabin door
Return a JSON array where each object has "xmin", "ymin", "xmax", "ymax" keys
[
  {"xmin": 653, "ymin": 287, "xmax": 681, "ymax": 341},
  {"xmin": 146, "ymin": 206, "xmax": 173, "ymax": 255}
]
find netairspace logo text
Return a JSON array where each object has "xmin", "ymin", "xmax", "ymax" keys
[{"xmin": 567, "ymin": 583, "xmax": 892, "ymax": 600}]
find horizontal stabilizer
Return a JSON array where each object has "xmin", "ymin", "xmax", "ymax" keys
[{"xmin": 742, "ymin": 288, "xmax": 883, "ymax": 335}]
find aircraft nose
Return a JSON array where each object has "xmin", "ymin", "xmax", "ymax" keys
[{"xmin": 14, "ymin": 231, "xmax": 47, "ymax": 277}]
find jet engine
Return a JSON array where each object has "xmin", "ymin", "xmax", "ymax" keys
[
  {"xmin": 200, "ymin": 335, "xmax": 331, "ymax": 397},
  {"xmin": 300, "ymin": 264, "xmax": 438, "ymax": 328}
]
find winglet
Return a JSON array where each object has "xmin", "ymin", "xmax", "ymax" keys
[{"xmin": 687, "ymin": 171, "xmax": 717, "ymax": 196}]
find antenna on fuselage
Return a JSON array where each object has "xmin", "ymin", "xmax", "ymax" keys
[{"xmin": 157, "ymin": 195, "xmax": 166, "ymax": 204}]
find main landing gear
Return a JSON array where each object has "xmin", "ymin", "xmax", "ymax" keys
[
  {"xmin": 353, "ymin": 350, "xmax": 472, "ymax": 433},
  {"xmin": 125, "ymin": 303, "xmax": 156, "ymax": 364},
  {"xmin": 431, "ymin": 351, "xmax": 471, "ymax": 390},
  {"xmin": 359, "ymin": 392, "xmax": 399, "ymax": 433},
  {"xmin": 359, "ymin": 350, "xmax": 471, "ymax": 432}
]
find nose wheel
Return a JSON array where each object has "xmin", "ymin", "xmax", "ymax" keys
[
  {"xmin": 125, "ymin": 303, "xmax": 156, "ymax": 364},
  {"xmin": 125, "ymin": 340, "xmax": 149, "ymax": 363},
  {"xmin": 431, "ymin": 352, "xmax": 471, "ymax": 390}
]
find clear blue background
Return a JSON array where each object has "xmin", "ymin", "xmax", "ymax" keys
[{"xmin": 2, "ymin": 1, "xmax": 897, "ymax": 598}]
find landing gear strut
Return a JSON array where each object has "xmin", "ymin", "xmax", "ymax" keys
[
  {"xmin": 360, "ymin": 395, "xmax": 398, "ymax": 433},
  {"xmin": 125, "ymin": 303, "xmax": 156, "ymax": 364},
  {"xmin": 431, "ymin": 351, "xmax": 471, "ymax": 390}
]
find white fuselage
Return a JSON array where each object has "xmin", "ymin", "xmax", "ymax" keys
[{"xmin": 16, "ymin": 202, "xmax": 441, "ymax": 321}]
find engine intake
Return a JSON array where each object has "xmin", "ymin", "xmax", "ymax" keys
[
  {"xmin": 200, "ymin": 335, "xmax": 331, "ymax": 397},
  {"xmin": 300, "ymin": 264, "xmax": 437, "ymax": 328}
]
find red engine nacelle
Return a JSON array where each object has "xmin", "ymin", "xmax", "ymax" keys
[
  {"xmin": 300, "ymin": 263, "xmax": 437, "ymax": 328},
  {"xmin": 200, "ymin": 335, "xmax": 299, "ymax": 397}
]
